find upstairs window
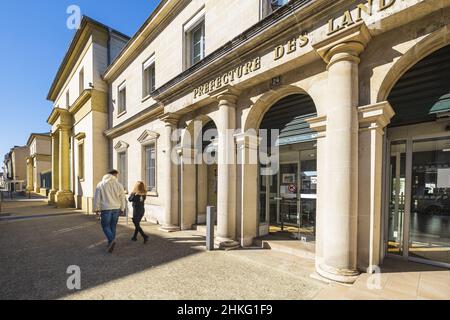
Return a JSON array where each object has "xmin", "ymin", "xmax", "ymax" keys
[
  {"xmin": 66, "ymin": 91, "xmax": 70, "ymax": 108},
  {"xmin": 184, "ymin": 8, "xmax": 206, "ymax": 69},
  {"xmin": 143, "ymin": 56, "xmax": 156, "ymax": 98},
  {"xmin": 190, "ymin": 21, "xmax": 205, "ymax": 66},
  {"xmin": 261, "ymin": 0, "xmax": 290, "ymax": 19},
  {"xmin": 118, "ymin": 82, "xmax": 127, "ymax": 114},
  {"xmin": 79, "ymin": 68, "xmax": 84, "ymax": 95}
]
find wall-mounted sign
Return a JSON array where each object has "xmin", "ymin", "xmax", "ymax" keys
[
  {"xmin": 193, "ymin": 57, "xmax": 262, "ymax": 99},
  {"xmin": 327, "ymin": 0, "xmax": 397, "ymax": 35},
  {"xmin": 193, "ymin": 32, "xmax": 310, "ymax": 99}
]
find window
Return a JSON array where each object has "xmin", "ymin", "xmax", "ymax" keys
[
  {"xmin": 118, "ymin": 82, "xmax": 126, "ymax": 114},
  {"xmin": 144, "ymin": 144, "xmax": 156, "ymax": 192},
  {"xmin": 118, "ymin": 151, "xmax": 128, "ymax": 191},
  {"xmin": 143, "ymin": 57, "xmax": 156, "ymax": 98},
  {"xmin": 79, "ymin": 68, "xmax": 84, "ymax": 95},
  {"xmin": 78, "ymin": 142, "xmax": 84, "ymax": 180},
  {"xmin": 190, "ymin": 21, "xmax": 205, "ymax": 66},
  {"xmin": 66, "ymin": 91, "xmax": 70, "ymax": 108},
  {"xmin": 260, "ymin": 0, "xmax": 290, "ymax": 18}
]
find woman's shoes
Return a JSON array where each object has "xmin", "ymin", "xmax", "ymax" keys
[
  {"xmin": 131, "ymin": 237, "xmax": 137, "ymax": 242},
  {"xmin": 143, "ymin": 236, "xmax": 149, "ymax": 244}
]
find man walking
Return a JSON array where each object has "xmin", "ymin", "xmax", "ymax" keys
[{"xmin": 94, "ymin": 170, "xmax": 127, "ymax": 253}]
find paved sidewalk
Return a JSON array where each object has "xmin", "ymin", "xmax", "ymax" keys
[
  {"xmin": 0, "ymin": 200, "xmax": 325, "ymax": 300},
  {"xmin": 0, "ymin": 200, "xmax": 448, "ymax": 300}
]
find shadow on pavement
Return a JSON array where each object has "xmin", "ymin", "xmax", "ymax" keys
[{"xmin": 0, "ymin": 208, "xmax": 207, "ymax": 300}]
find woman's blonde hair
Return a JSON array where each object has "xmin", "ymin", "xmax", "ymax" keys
[{"xmin": 132, "ymin": 181, "xmax": 147, "ymax": 195}]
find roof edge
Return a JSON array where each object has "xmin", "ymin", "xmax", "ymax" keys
[{"xmin": 46, "ymin": 15, "xmax": 130, "ymax": 102}]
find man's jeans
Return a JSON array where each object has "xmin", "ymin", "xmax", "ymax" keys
[{"xmin": 100, "ymin": 210, "xmax": 121, "ymax": 245}]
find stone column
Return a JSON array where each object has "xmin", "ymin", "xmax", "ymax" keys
[
  {"xmin": 313, "ymin": 22, "xmax": 371, "ymax": 283},
  {"xmin": 358, "ymin": 101, "xmax": 395, "ymax": 273},
  {"xmin": 235, "ymin": 132, "xmax": 260, "ymax": 247},
  {"xmin": 215, "ymin": 88, "xmax": 239, "ymax": 250},
  {"xmin": 26, "ymin": 157, "xmax": 34, "ymax": 192},
  {"xmin": 49, "ymin": 132, "xmax": 60, "ymax": 204},
  {"xmin": 160, "ymin": 114, "xmax": 181, "ymax": 232},
  {"xmin": 56, "ymin": 126, "xmax": 74, "ymax": 208}
]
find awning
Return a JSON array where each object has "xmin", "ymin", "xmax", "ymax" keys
[{"xmin": 429, "ymin": 93, "xmax": 450, "ymax": 115}]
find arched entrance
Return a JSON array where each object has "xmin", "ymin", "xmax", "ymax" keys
[
  {"xmin": 385, "ymin": 44, "xmax": 450, "ymax": 268},
  {"xmin": 257, "ymin": 94, "xmax": 318, "ymax": 240},
  {"xmin": 179, "ymin": 116, "xmax": 218, "ymax": 230}
]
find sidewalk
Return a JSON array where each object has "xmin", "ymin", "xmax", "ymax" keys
[{"xmin": 0, "ymin": 200, "xmax": 448, "ymax": 300}]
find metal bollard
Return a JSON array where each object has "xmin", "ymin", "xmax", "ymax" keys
[{"xmin": 206, "ymin": 206, "xmax": 216, "ymax": 251}]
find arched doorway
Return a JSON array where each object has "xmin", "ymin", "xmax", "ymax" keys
[
  {"xmin": 385, "ymin": 44, "xmax": 450, "ymax": 268},
  {"xmin": 257, "ymin": 94, "xmax": 318, "ymax": 240},
  {"xmin": 179, "ymin": 116, "xmax": 218, "ymax": 229}
]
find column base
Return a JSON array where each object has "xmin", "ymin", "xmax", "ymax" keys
[
  {"xmin": 48, "ymin": 190, "xmax": 57, "ymax": 205},
  {"xmin": 55, "ymin": 191, "xmax": 75, "ymax": 208},
  {"xmin": 159, "ymin": 225, "xmax": 181, "ymax": 233},
  {"xmin": 216, "ymin": 237, "xmax": 240, "ymax": 251},
  {"xmin": 316, "ymin": 263, "xmax": 360, "ymax": 284}
]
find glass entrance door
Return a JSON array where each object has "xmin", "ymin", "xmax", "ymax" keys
[
  {"xmin": 259, "ymin": 143, "xmax": 317, "ymax": 239},
  {"xmin": 387, "ymin": 136, "xmax": 450, "ymax": 268},
  {"xmin": 410, "ymin": 137, "xmax": 450, "ymax": 265}
]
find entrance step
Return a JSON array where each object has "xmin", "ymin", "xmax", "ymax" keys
[{"xmin": 254, "ymin": 235, "xmax": 316, "ymax": 260}]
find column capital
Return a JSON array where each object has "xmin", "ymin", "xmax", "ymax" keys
[
  {"xmin": 305, "ymin": 115, "xmax": 327, "ymax": 138},
  {"xmin": 234, "ymin": 132, "xmax": 260, "ymax": 150},
  {"xmin": 209, "ymin": 85, "xmax": 240, "ymax": 105},
  {"xmin": 358, "ymin": 101, "xmax": 395, "ymax": 133},
  {"xmin": 56, "ymin": 124, "xmax": 72, "ymax": 132},
  {"xmin": 161, "ymin": 113, "xmax": 181, "ymax": 127},
  {"xmin": 313, "ymin": 22, "xmax": 371, "ymax": 67}
]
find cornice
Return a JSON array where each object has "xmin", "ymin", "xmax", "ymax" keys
[
  {"xmin": 69, "ymin": 89, "xmax": 92, "ymax": 115},
  {"xmin": 150, "ymin": 0, "xmax": 329, "ymax": 103},
  {"xmin": 47, "ymin": 107, "xmax": 72, "ymax": 126},
  {"xmin": 104, "ymin": 103, "xmax": 164, "ymax": 139},
  {"xmin": 47, "ymin": 16, "xmax": 130, "ymax": 102}
]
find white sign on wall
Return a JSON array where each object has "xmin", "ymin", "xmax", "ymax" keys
[{"xmin": 437, "ymin": 168, "xmax": 450, "ymax": 188}]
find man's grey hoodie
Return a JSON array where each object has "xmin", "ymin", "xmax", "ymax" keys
[{"xmin": 93, "ymin": 174, "xmax": 127, "ymax": 212}]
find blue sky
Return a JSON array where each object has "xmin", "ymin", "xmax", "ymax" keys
[{"xmin": 0, "ymin": 0, "xmax": 160, "ymax": 162}]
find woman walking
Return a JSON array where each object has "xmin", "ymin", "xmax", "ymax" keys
[{"xmin": 128, "ymin": 181, "xmax": 149, "ymax": 243}]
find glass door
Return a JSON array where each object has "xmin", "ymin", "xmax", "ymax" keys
[
  {"xmin": 387, "ymin": 141, "xmax": 407, "ymax": 256},
  {"xmin": 386, "ymin": 137, "xmax": 450, "ymax": 268},
  {"xmin": 299, "ymin": 149, "xmax": 317, "ymax": 237},
  {"xmin": 409, "ymin": 137, "xmax": 450, "ymax": 266},
  {"xmin": 279, "ymin": 163, "xmax": 299, "ymax": 226}
]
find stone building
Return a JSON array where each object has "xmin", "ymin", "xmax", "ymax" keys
[
  {"xmin": 25, "ymin": 133, "xmax": 52, "ymax": 194},
  {"xmin": 46, "ymin": 17, "xmax": 129, "ymax": 211},
  {"xmin": 3, "ymin": 145, "xmax": 30, "ymax": 191},
  {"xmin": 49, "ymin": 0, "xmax": 450, "ymax": 282},
  {"xmin": 3, "ymin": 146, "xmax": 29, "ymax": 182}
]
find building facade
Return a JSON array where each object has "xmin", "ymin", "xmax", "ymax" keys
[
  {"xmin": 46, "ymin": 17, "xmax": 129, "ymax": 210},
  {"xmin": 48, "ymin": 0, "xmax": 450, "ymax": 283},
  {"xmin": 3, "ymin": 146, "xmax": 30, "ymax": 192},
  {"xmin": 26, "ymin": 133, "xmax": 52, "ymax": 195}
]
